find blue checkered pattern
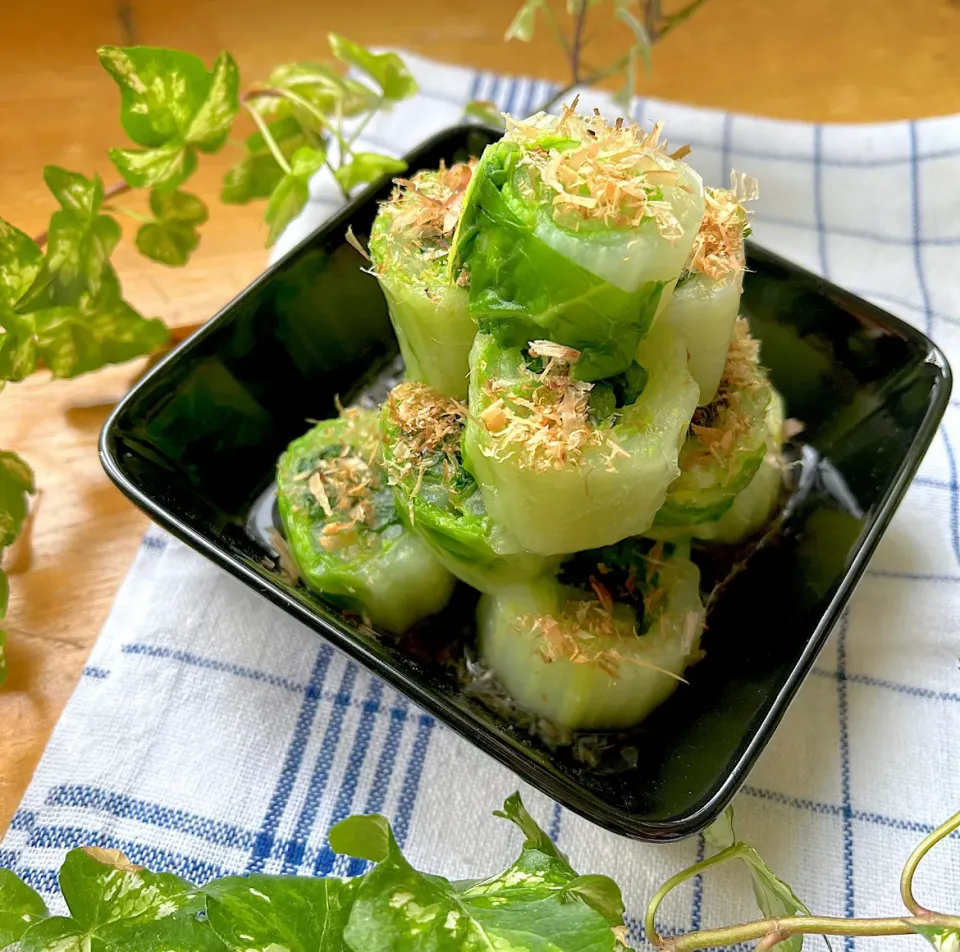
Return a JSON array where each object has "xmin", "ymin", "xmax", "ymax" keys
[{"xmin": 4, "ymin": 52, "xmax": 960, "ymax": 949}]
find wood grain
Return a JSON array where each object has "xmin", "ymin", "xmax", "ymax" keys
[{"xmin": 2, "ymin": 0, "xmax": 959, "ymax": 837}]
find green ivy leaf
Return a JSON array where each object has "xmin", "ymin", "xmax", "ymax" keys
[
  {"xmin": 136, "ymin": 189, "xmax": 209, "ymax": 266},
  {"xmin": 334, "ymin": 152, "xmax": 406, "ymax": 194},
  {"xmin": 43, "ymin": 166, "xmax": 104, "ymax": 216},
  {"xmin": 464, "ymin": 99, "xmax": 504, "ymax": 128},
  {"xmin": 493, "ymin": 791, "xmax": 568, "ymax": 863},
  {"xmin": 0, "ymin": 867, "xmax": 48, "ymax": 945},
  {"xmin": 505, "ymin": 0, "xmax": 543, "ymax": 42},
  {"xmin": 0, "ymin": 570, "xmax": 8, "ymax": 619},
  {"xmin": 558, "ymin": 874, "xmax": 626, "ymax": 926},
  {"xmin": 328, "ymin": 34, "xmax": 417, "ymax": 102},
  {"xmin": 328, "ymin": 813, "xmax": 395, "ymax": 863},
  {"xmin": 99, "ymin": 46, "xmax": 240, "ymax": 190},
  {"xmin": 913, "ymin": 924, "xmax": 960, "ymax": 952},
  {"xmin": 204, "ymin": 875, "xmax": 357, "ymax": 952},
  {"xmin": 108, "ymin": 142, "xmax": 198, "ymax": 191},
  {"xmin": 254, "ymin": 62, "xmax": 374, "ymax": 129},
  {"xmin": 703, "ymin": 806, "xmax": 736, "ymax": 851},
  {"xmin": 97, "ymin": 46, "xmax": 213, "ymax": 148},
  {"xmin": 221, "ymin": 117, "xmax": 307, "ymax": 205},
  {"xmin": 0, "ymin": 449, "xmax": 36, "ymax": 548},
  {"xmin": 19, "ymin": 847, "xmax": 227, "ymax": 952},
  {"xmin": 43, "ymin": 208, "xmax": 122, "ymax": 301},
  {"xmin": 184, "ymin": 51, "xmax": 241, "ymax": 152},
  {"xmin": 0, "ymin": 219, "xmax": 43, "ymax": 310},
  {"xmin": 0, "ymin": 307, "xmax": 40, "ymax": 381},
  {"xmin": 263, "ymin": 146, "xmax": 326, "ymax": 247}
]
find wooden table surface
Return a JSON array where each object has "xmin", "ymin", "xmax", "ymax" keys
[{"xmin": 2, "ymin": 0, "xmax": 960, "ymax": 836}]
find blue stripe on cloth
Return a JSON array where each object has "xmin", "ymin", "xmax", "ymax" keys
[
  {"xmin": 121, "ymin": 643, "xmax": 308, "ymax": 694},
  {"xmin": 282, "ymin": 662, "xmax": 358, "ymax": 873},
  {"xmin": 312, "ymin": 676, "xmax": 384, "ymax": 875},
  {"xmin": 549, "ymin": 802, "xmax": 562, "ymax": 844},
  {"xmin": 18, "ymin": 868, "xmax": 59, "ymax": 893},
  {"xmin": 140, "ymin": 535, "xmax": 167, "ymax": 552},
  {"xmin": 502, "ymin": 77, "xmax": 521, "ymax": 116},
  {"xmin": 25, "ymin": 826, "xmax": 226, "ymax": 884},
  {"xmin": 865, "ymin": 569, "xmax": 960, "ymax": 582},
  {"xmin": 940, "ymin": 428, "xmax": 960, "ymax": 567},
  {"xmin": 813, "ymin": 124, "xmax": 829, "ymax": 278},
  {"xmin": 466, "ymin": 70, "xmax": 481, "ymax": 103},
  {"xmin": 392, "ymin": 713, "xmax": 435, "ymax": 850},
  {"xmin": 690, "ymin": 834, "xmax": 705, "ymax": 931},
  {"xmin": 720, "ymin": 112, "xmax": 733, "ymax": 183},
  {"xmin": 82, "ymin": 666, "xmax": 110, "ymax": 680},
  {"xmin": 0, "ymin": 848, "xmax": 18, "ymax": 869},
  {"xmin": 248, "ymin": 645, "xmax": 334, "ymax": 872},
  {"xmin": 346, "ymin": 696, "xmax": 411, "ymax": 877},
  {"xmin": 813, "ymin": 667, "xmax": 960, "ymax": 702},
  {"xmin": 836, "ymin": 613, "xmax": 856, "ymax": 948},
  {"xmin": 43, "ymin": 785, "xmax": 254, "ymax": 851},
  {"xmin": 909, "ymin": 120, "xmax": 933, "ymax": 337},
  {"xmin": 9, "ymin": 810, "xmax": 36, "ymax": 832}
]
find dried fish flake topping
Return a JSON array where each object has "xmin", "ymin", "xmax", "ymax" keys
[
  {"xmin": 479, "ymin": 339, "xmax": 626, "ymax": 472},
  {"xmin": 503, "ymin": 102, "xmax": 691, "ymax": 237},
  {"xmin": 375, "ymin": 159, "xmax": 477, "ymax": 276},
  {"xmin": 685, "ymin": 170, "xmax": 758, "ymax": 280},
  {"xmin": 383, "ymin": 381, "xmax": 467, "ymax": 516},
  {"xmin": 688, "ymin": 318, "xmax": 765, "ymax": 469}
]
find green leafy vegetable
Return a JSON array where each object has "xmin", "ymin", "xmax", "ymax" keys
[
  {"xmin": 136, "ymin": 189, "xmax": 209, "ymax": 266},
  {"xmin": 328, "ymin": 34, "xmax": 418, "ymax": 102},
  {"xmin": 0, "ymin": 867, "xmax": 48, "ymax": 946}
]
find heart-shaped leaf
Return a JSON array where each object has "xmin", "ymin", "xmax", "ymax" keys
[
  {"xmin": 109, "ymin": 143, "xmax": 198, "ymax": 190},
  {"xmin": 136, "ymin": 189, "xmax": 209, "ymax": 266},
  {"xmin": 0, "ymin": 219, "xmax": 43, "ymax": 310},
  {"xmin": 328, "ymin": 34, "xmax": 417, "ymax": 101},
  {"xmin": 0, "ymin": 865, "xmax": 48, "ymax": 945},
  {"xmin": 334, "ymin": 152, "xmax": 406, "ymax": 194},
  {"xmin": 184, "ymin": 51, "xmax": 240, "ymax": 152}
]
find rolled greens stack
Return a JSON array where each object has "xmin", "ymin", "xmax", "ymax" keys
[
  {"xmin": 276, "ymin": 409, "xmax": 455, "ymax": 633},
  {"xmin": 649, "ymin": 318, "xmax": 785, "ymax": 542},
  {"xmin": 275, "ymin": 105, "xmax": 790, "ymax": 739},
  {"xmin": 664, "ymin": 173, "xmax": 757, "ymax": 405},
  {"xmin": 379, "ymin": 380, "xmax": 557, "ymax": 592},
  {"xmin": 451, "ymin": 110, "xmax": 705, "ymax": 381},
  {"xmin": 369, "ymin": 161, "xmax": 477, "ymax": 399},
  {"xmin": 478, "ymin": 539, "xmax": 705, "ymax": 730}
]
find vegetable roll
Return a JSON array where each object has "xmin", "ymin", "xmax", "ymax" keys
[
  {"xmin": 380, "ymin": 380, "xmax": 557, "ymax": 592},
  {"xmin": 478, "ymin": 539, "xmax": 705, "ymax": 730},
  {"xmin": 451, "ymin": 108, "xmax": 705, "ymax": 381},
  {"xmin": 463, "ymin": 320, "xmax": 699, "ymax": 556},
  {"xmin": 649, "ymin": 319, "xmax": 784, "ymax": 541},
  {"xmin": 665, "ymin": 172, "xmax": 757, "ymax": 405},
  {"xmin": 277, "ymin": 409, "xmax": 456, "ymax": 633},
  {"xmin": 369, "ymin": 161, "xmax": 477, "ymax": 399}
]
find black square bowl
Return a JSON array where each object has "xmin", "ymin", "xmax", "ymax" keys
[{"xmin": 100, "ymin": 124, "xmax": 951, "ymax": 841}]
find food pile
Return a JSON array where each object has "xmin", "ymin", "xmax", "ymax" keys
[{"xmin": 276, "ymin": 105, "xmax": 785, "ymax": 732}]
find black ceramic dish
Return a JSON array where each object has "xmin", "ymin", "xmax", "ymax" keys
[{"xmin": 100, "ymin": 124, "xmax": 951, "ymax": 841}]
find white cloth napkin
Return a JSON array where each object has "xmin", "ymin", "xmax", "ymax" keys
[{"xmin": 4, "ymin": 52, "xmax": 960, "ymax": 949}]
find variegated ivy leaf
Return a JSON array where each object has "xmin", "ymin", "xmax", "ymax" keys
[
  {"xmin": 0, "ymin": 869, "xmax": 48, "ymax": 945},
  {"xmin": 136, "ymin": 189, "xmax": 209, "ymax": 266},
  {"xmin": 99, "ymin": 46, "xmax": 240, "ymax": 190},
  {"xmin": 914, "ymin": 924, "xmax": 960, "ymax": 952},
  {"xmin": 328, "ymin": 34, "xmax": 418, "ymax": 102},
  {"xmin": 0, "ymin": 219, "xmax": 43, "ymax": 311}
]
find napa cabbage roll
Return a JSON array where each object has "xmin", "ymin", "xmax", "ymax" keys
[
  {"xmin": 276, "ymin": 409, "xmax": 455, "ymax": 632},
  {"xmin": 665, "ymin": 172, "xmax": 756, "ymax": 405},
  {"xmin": 478, "ymin": 539, "xmax": 705, "ymax": 730},
  {"xmin": 369, "ymin": 161, "xmax": 477, "ymax": 398},
  {"xmin": 451, "ymin": 110, "xmax": 705, "ymax": 381},
  {"xmin": 379, "ymin": 380, "xmax": 557, "ymax": 592}
]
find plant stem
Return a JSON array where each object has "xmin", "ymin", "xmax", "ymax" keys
[
  {"xmin": 569, "ymin": 1, "xmax": 589, "ymax": 84},
  {"xmin": 103, "ymin": 206, "xmax": 152, "ymax": 224},
  {"xmin": 900, "ymin": 807, "xmax": 960, "ymax": 916},
  {"xmin": 659, "ymin": 913, "xmax": 960, "ymax": 952},
  {"xmin": 243, "ymin": 102, "xmax": 291, "ymax": 175},
  {"xmin": 645, "ymin": 0, "xmax": 663, "ymax": 44},
  {"xmin": 535, "ymin": 53, "xmax": 630, "ymax": 112},
  {"xmin": 343, "ymin": 97, "xmax": 384, "ymax": 154},
  {"xmin": 32, "ymin": 180, "xmax": 132, "ymax": 248},
  {"xmin": 658, "ymin": 0, "xmax": 711, "ymax": 40},
  {"xmin": 645, "ymin": 845, "xmax": 745, "ymax": 946}
]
